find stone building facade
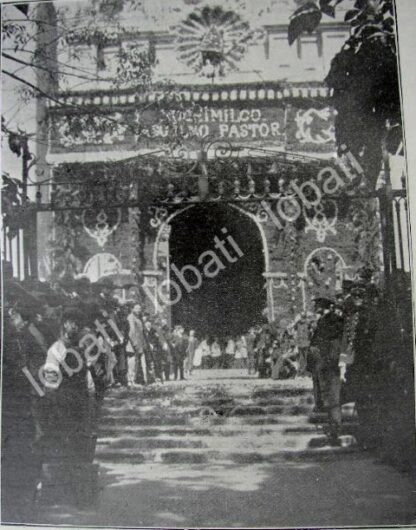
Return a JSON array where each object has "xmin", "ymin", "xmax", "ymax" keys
[{"xmin": 42, "ymin": 0, "xmax": 382, "ymax": 333}]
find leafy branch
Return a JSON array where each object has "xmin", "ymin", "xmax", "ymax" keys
[{"xmin": 288, "ymin": 0, "xmax": 400, "ymax": 189}]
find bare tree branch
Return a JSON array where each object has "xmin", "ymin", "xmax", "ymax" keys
[{"xmin": 2, "ymin": 51, "xmax": 112, "ymax": 82}]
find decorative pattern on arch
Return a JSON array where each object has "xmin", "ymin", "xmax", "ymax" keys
[
  {"xmin": 81, "ymin": 252, "xmax": 132, "ymax": 283},
  {"xmin": 152, "ymin": 203, "xmax": 270, "ymax": 274},
  {"xmin": 303, "ymin": 246, "xmax": 348, "ymax": 303},
  {"xmin": 228, "ymin": 204, "xmax": 270, "ymax": 274},
  {"xmin": 152, "ymin": 205, "xmax": 195, "ymax": 272}
]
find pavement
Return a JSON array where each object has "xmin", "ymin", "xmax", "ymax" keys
[{"xmin": 36, "ymin": 370, "xmax": 416, "ymax": 528}]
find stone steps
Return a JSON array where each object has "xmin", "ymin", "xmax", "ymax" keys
[
  {"xmin": 98, "ymin": 419, "xmax": 316, "ymax": 437},
  {"xmin": 99, "ymin": 414, "xmax": 312, "ymax": 427},
  {"xmin": 97, "ymin": 428, "xmax": 356, "ymax": 450},
  {"xmin": 102, "ymin": 380, "xmax": 313, "ymax": 401},
  {"xmin": 98, "ymin": 421, "xmax": 360, "ymax": 442},
  {"xmin": 95, "ymin": 373, "xmax": 358, "ymax": 467},
  {"xmin": 95, "ymin": 434, "xmax": 358, "ymax": 465},
  {"xmin": 103, "ymin": 393, "xmax": 315, "ymax": 407},
  {"xmin": 100, "ymin": 404, "xmax": 314, "ymax": 422}
]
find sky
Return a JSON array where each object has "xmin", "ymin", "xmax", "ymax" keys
[{"xmin": 2, "ymin": 3, "xmax": 38, "ymax": 185}]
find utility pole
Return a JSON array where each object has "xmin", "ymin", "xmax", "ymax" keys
[
  {"xmin": 380, "ymin": 143, "xmax": 395, "ymax": 296},
  {"xmin": 34, "ymin": 2, "xmax": 58, "ymax": 279},
  {"xmin": 21, "ymin": 134, "xmax": 31, "ymax": 278}
]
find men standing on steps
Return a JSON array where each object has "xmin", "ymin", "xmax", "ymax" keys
[{"xmin": 309, "ymin": 297, "xmax": 344, "ymax": 445}]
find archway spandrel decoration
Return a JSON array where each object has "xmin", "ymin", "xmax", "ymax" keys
[
  {"xmin": 304, "ymin": 247, "xmax": 347, "ymax": 304},
  {"xmin": 82, "ymin": 252, "xmax": 122, "ymax": 283},
  {"xmin": 82, "ymin": 208, "xmax": 121, "ymax": 248},
  {"xmin": 304, "ymin": 199, "xmax": 338, "ymax": 243},
  {"xmin": 346, "ymin": 198, "xmax": 383, "ymax": 273},
  {"xmin": 295, "ymin": 107, "xmax": 336, "ymax": 145}
]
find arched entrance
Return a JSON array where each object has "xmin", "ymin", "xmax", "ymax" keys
[{"xmin": 164, "ymin": 203, "xmax": 267, "ymax": 338}]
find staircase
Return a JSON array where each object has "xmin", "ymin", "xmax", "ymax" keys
[
  {"xmin": 95, "ymin": 370, "xmax": 358, "ymax": 467},
  {"xmin": 38, "ymin": 370, "xmax": 416, "ymax": 528}
]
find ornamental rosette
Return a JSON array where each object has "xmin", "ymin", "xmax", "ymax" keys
[{"xmin": 173, "ymin": 6, "xmax": 264, "ymax": 77}]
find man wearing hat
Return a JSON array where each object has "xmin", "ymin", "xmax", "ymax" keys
[{"xmin": 309, "ymin": 296, "xmax": 344, "ymax": 444}]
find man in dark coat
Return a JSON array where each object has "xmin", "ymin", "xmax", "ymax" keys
[
  {"xmin": 171, "ymin": 325, "xmax": 188, "ymax": 380},
  {"xmin": 144, "ymin": 319, "xmax": 164, "ymax": 382},
  {"xmin": 309, "ymin": 297, "xmax": 344, "ymax": 444},
  {"xmin": 155, "ymin": 317, "xmax": 173, "ymax": 381},
  {"xmin": 2, "ymin": 298, "xmax": 44, "ymax": 522},
  {"xmin": 340, "ymin": 281, "xmax": 380, "ymax": 448}
]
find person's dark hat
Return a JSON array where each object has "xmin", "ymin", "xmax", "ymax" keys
[
  {"xmin": 357, "ymin": 266, "xmax": 374, "ymax": 281},
  {"xmin": 350, "ymin": 284, "xmax": 366, "ymax": 297},
  {"xmin": 32, "ymin": 291, "xmax": 63, "ymax": 308},
  {"xmin": 9, "ymin": 298, "xmax": 39, "ymax": 322},
  {"xmin": 312, "ymin": 297, "xmax": 335, "ymax": 310},
  {"xmin": 28, "ymin": 281, "xmax": 65, "ymax": 307},
  {"xmin": 57, "ymin": 276, "xmax": 75, "ymax": 288},
  {"xmin": 73, "ymin": 277, "xmax": 92, "ymax": 293},
  {"xmin": 91, "ymin": 282, "xmax": 104, "ymax": 295},
  {"xmin": 96, "ymin": 276, "xmax": 116, "ymax": 289},
  {"xmin": 79, "ymin": 301, "xmax": 102, "ymax": 326},
  {"xmin": 61, "ymin": 302, "xmax": 86, "ymax": 326}
]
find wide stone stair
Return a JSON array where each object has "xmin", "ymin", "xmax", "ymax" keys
[{"xmin": 95, "ymin": 371, "xmax": 358, "ymax": 466}]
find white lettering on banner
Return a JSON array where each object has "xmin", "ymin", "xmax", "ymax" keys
[
  {"xmin": 164, "ymin": 107, "xmax": 268, "ymax": 124},
  {"xmin": 138, "ymin": 106, "xmax": 285, "ymax": 142},
  {"xmin": 219, "ymin": 122, "xmax": 281, "ymax": 139}
]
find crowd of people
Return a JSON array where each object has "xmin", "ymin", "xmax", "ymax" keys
[{"xmin": 1, "ymin": 263, "xmax": 388, "ymax": 519}]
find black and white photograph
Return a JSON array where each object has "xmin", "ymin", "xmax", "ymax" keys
[{"xmin": 1, "ymin": 0, "xmax": 416, "ymax": 527}]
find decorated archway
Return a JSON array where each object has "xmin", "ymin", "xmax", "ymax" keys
[{"xmin": 152, "ymin": 203, "xmax": 269, "ymax": 337}]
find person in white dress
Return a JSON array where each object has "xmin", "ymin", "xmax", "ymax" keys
[
  {"xmin": 235, "ymin": 335, "xmax": 248, "ymax": 369},
  {"xmin": 193, "ymin": 337, "xmax": 210, "ymax": 369},
  {"xmin": 225, "ymin": 336, "xmax": 236, "ymax": 368},
  {"xmin": 185, "ymin": 330, "xmax": 198, "ymax": 376},
  {"xmin": 210, "ymin": 337, "xmax": 222, "ymax": 369}
]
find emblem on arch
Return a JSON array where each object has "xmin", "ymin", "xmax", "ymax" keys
[
  {"xmin": 303, "ymin": 199, "xmax": 338, "ymax": 243},
  {"xmin": 174, "ymin": 6, "xmax": 264, "ymax": 78},
  {"xmin": 295, "ymin": 107, "xmax": 336, "ymax": 145}
]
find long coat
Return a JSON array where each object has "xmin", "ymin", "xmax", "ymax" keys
[
  {"xmin": 171, "ymin": 334, "xmax": 188, "ymax": 361},
  {"xmin": 127, "ymin": 313, "xmax": 145, "ymax": 354},
  {"xmin": 310, "ymin": 311, "xmax": 344, "ymax": 372}
]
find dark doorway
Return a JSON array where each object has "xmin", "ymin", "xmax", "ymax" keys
[{"xmin": 169, "ymin": 204, "xmax": 265, "ymax": 339}]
